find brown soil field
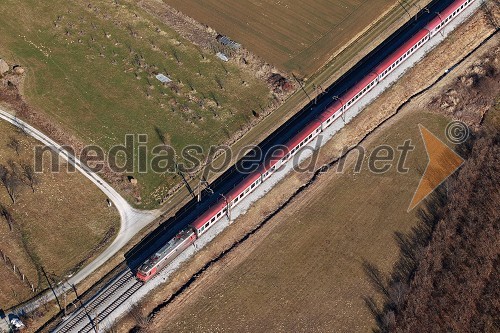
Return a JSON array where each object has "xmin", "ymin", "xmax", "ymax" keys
[
  {"xmin": 163, "ymin": 0, "xmax": 423, "ymax": 76},
  {"xmin": 113, "ymin": 5, "xmax": 499, "ymax": 333},
  {"xmin": 0, "ymin": 120, "xmax": 120, "ymax": 310},
  {"xmin": 148, "ymin": 110, "xmax": 450, "ymax": 333}
]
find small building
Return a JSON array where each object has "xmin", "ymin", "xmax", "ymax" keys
[
  {"xmin": 216, "ymin": 52, "xmax": 229, "ymax": 62},
  {"xmin": 155, "ymin": 73, "xmax": 172, "ymax": 84},
  {"xmin": 216, "ymin": 34, "xmax": 241, "ymax": 50}
]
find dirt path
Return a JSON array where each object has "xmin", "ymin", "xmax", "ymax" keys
[{"xmin": 0, "ymin": 109, "xmax": 160, "ymax": 316}]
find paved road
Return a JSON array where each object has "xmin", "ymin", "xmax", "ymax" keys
[{"xmin": 0, "ymin": 108, "xmax": 160, "ymax": 314}]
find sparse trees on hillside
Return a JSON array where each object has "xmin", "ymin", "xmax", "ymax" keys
[
  {"xmin": 21, "ymin": 162, "xmax": 39, "ymax": 193},
  {"xmin": 7, "ymin": 136, "xmax": 21, "ymax": 156},
  {"xmin": 0, "ymin": 202, "xmax": 15, "ymax": 231},
  {"xmin": 0, "ymin": 163, "xmax": 24, "ymax": 203}
]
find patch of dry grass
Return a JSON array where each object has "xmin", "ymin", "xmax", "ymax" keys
[
  {"xmin": 149, "ymin": 109, "xmax": 450, "ymax": 333},
  {"xmin": 163, "ymin": 0, "xmax": 421, "ymax": 76},
  {"xmin": 0, "ymin": 120, "xmax": 119, "ymax": 309}
]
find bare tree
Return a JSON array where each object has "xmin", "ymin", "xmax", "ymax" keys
[
  {"xmin": 0, "ymin": 164, "xmax": 23, "ymax": 204},
  {"xmin": 214, "ymin": 75, "xmax": 224, "ymax": 90},
  {"xmin": 0, "ymin": 164, "xmax": 7, "ymax": 182},
  {"xmin": 0, "ymin": 202, "xmax": 15, "ymax": 231},
  {"xmin": 22, "ymin": 162, "xmax": 39, "ymax": 193},
  {"xmin": 7, "ymin": 136, "xmax": 21, "ymax": 156},
  {"xmin": 7, "ymin": 159, "xmax": 18, "ymax": 175},
  {"xmin": 5, "ymin": 174, "xmax": 22, "ymax": 204},
  {"xmin": 154, "ymin": 126, "xmax": 166, "ymax": 145}
]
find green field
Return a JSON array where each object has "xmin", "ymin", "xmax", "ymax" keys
[
  {"xmin": 163, "ymin": 0, "xmax": 398, "ymax": 76},
  {"xmin": 0, "ymin": 0, "xmax": 271, "ymax": 208}
]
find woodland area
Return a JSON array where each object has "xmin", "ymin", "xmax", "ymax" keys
[
  {"xmin": 365, "ymin": 37, "xmax": 500, "ymax": 332},
  {"xmin": 366, "ymin": 117, "xmax": 499, "ymax": 332}
]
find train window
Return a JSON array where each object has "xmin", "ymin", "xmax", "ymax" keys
[
  {"xmin": 211, "ymin": 217, "xmax": 215, "ymax": 223},
  {"xmin": 234, "ymin": 197, "xmax": 239, "ymax": 203},
  {"xmin": 239, "ymin": 192, "xmax": 244, "ymax": 198},
  {"xmin": 217, "ymin": 212, "xmax": 222, "ymax": 218},
  {"xmin": 223, "ymin": 207, "xmax": 227, "ymax": 212},
  {"xmin": 251, "ymin": 183, "xmax": 256, "ymax": 189},
  {"xmin": 245, "ymin": 188, "xmax": 249, "ymax": 194},
  {"xmin": 204, "ymin": 222, "xmax": 209, "ymax": 229}
]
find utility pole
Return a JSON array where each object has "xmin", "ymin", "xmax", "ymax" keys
[
  {"xmin": 198, "ymin": 177, "xmax": 213, "ymax": 202},
  {"xmin": 220, "ymin": 194, "xmax": 231, "ymax": 223},
  {"xmin": 175, "ymin": 161, "xmax": 195, "ymax": 199},
  {"xmin": 94, "ymin": 310, "xmax": 99, "ymax": 333},
  {"xmin": 41, "ymin": 266, "xmax": 62, "ymax": 311},
  {"xmin": 398, "ymin": 0, "xmax": 411, "ymax": 18},
  {"xmin": 63, "ymin": 291, "xmax": 67, "ymax": 316},
  {"xmin": 73, "ymin": 283, "xmax": 98, "ymax": 333},
  {"xmin": 292, "ymin": 73, "xmax": 311, "ymax": 103},
  {"xmin": 332, "ymin": 96, "xmax": 346, "ymax": 123}
]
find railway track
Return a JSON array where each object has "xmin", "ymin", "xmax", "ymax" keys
[
  {"xmin": 47, "ymin": 0, "xmax": 482, "ymax": 332},
  {"xmin": 54, "ymin": 271, "xmax": 142, "ymax": 333},
  {"xmin": 79, "ymin": 281, "xmax": 142, "ymax": 333}
]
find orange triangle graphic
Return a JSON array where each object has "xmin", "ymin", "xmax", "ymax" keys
[{"xmin": 408, "ymin": 124, "xmax": 464, "ymax": 211}]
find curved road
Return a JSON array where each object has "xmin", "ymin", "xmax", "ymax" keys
[{"xmin": 0, "ymin": 108, "xmax": 160, "ymax": 310}]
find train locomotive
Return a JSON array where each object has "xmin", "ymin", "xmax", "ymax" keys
[{"xmin": 136, "ymin": 0, "xmax": 476, "ymax": 282}]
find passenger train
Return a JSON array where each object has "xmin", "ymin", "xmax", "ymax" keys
[{"xmin": 137, "ymin": 0, "xmax": 476, "ymax": 282}]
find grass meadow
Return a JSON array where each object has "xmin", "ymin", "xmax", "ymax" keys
[{"xmin": 0, "ymin": 0, "xmax": 271, "ymax": 207}]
